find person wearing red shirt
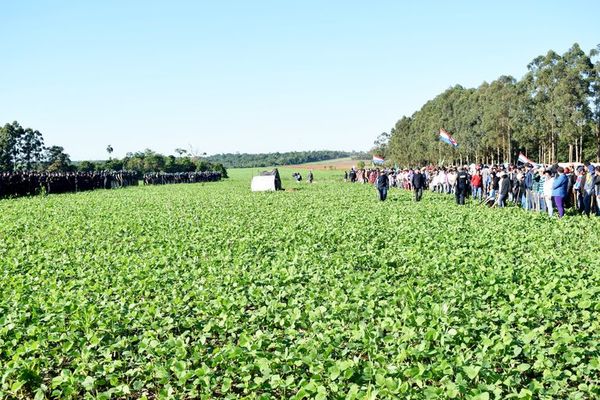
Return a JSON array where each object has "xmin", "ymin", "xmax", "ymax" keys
[{"xmin": 471, "ymin": 170, "xmax": 483, "ymax": 200}]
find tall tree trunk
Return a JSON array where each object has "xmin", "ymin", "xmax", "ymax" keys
[
  {"xmin": 502, "ymin": 134, "xmax": 506, "ymax": 164},
  {"xmin": 543, "ymin": 143, "xmax": 547, "ymax": 165},
  {"xmin": 596, "ymin": 123, "xmax": 600, "ymax": 163},
  {"xmin": 550, "ymin": 120, "xmax": 555, "ymax": 164},
  {"xmin": 508, "ymin": 129, "xmax": 512, "ymax": 164},
  {"xmin": 569, "ymin": 144, "xmax": 573, "ymax": 163}
]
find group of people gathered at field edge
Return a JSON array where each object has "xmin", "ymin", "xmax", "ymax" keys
[
  {"xmin": 0, "ymin": 170, "xmax": 224, "ymax": 199},
  {"xmin": 345, "ymin": 163, "xmax": 600, "ymax": 218},
  {"xmin": 0, "ymin": 170, "xmax": 140, "ymax": 198}
]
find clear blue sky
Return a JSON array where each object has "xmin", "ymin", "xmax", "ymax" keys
[{"xmin": 1, "ymin": 0, "xmax": 599, "ymax": 160}]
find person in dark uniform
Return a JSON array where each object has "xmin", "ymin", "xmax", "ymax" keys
[
  {"xmin": 412, "ymin": 168, "xmax": 426, "ymax": 202},
  {"xmin": 349, "ymin": 168, "xmax": 357, "ymax": 183},
  {"xmin": 376, "ymin": 170, "xmax": 389, "ymax": 201},
  {"xmin": 498, "ymin": 172, "xmax": 511, "ymax": 207},
  {"xmin": 565, "ymin": 167, "xmax": 575, "ymax": 208},
  {"xmin": 455, "ymin": 166, "xmax": 469, "ymax": 205},
  {"xmin": 307, "ymin": 170, "xmax": 314, "ymax": 183}
]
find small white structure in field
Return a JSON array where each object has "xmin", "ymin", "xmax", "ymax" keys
[
  {"xmin": 251, "ymin": 175, "xmax": 277, "ymax": 191},
  {"xmin": 251, "ymin": 169, "xmax": 283, "ymax": 192}
]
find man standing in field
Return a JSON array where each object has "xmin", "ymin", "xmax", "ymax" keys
[
  {"xmin": 308, "ymin": 170, "xmax": 314, "ymax": 183},
  {"xmin": 481, "ymin": 165, "xmax": 490, "ymax": 195},
  {"xmin": 412, "ymin": 168, "xmax": 426, "ymax": 202},
  {"xmin": 497, "ymin": 172, "xmax": 510, "ymax": 207},
  {"xmin": 455, "ymin": 166, "xmax": 469, "ymax": 205},
  {"xmin": 552, "ymin": 167, "xmax": 569, "ymax": 218},
  {"xmin": 470, "ymin": 169, "xmax": 483, "ymax": 200},
  {"xmin": 376, "ymin": 170, "xmax": 389, "ymax": 201}
]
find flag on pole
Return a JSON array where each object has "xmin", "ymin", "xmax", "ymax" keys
[
  {"xmin": 439, "ymin": 128, "xmax": 459, "ymax": 148},
  {"xmin": 372, "ymin": 155, "xmax": 385, "ymax": 165},
  {"xmin": 517, "ymin": 152, "xmax": 537, "ymax": 166}
]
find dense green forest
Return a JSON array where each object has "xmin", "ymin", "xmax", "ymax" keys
[
  {"xmin": 204, "ymin": 150, "xmax": 369, "ymax": 168},
  {"xmin": 91, "ymin": 149, "xmax": 228, "ymax": 177},
  {"xmin": 375, "ymin": 43, "xmax": 600, "ymax": 166},
  {"xmin": 0, "ymin": 122, "xmax": 227, "ymax": 176}
]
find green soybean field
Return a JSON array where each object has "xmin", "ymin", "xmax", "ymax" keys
[{"xmin": 1, "ymin": 169, "xmax": 599, "ymax": 399}]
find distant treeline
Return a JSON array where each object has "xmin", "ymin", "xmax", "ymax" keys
[
  {"xmin": 0, "ymin": 121, "xmax": 227, "ymax": 177},
  {"xmin": 81, "ymin": 150, "xmax": 228, "ymax": 178},
  {"xmin": 374, "ymin": 43, "xmax": 600, "ymax": 166},
  {"xmin": 205, "ymin": 150, "xmax": 369, "ymax": 168}
]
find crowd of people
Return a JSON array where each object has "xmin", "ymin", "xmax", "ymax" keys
[
  {"xmin": 0, "ymin": 170, "xmax": 224, "ymax": 199},
  {"xmin": 0, "ymin": 171, "xmax": 140, "ymax": 198},
  {"xmin": 346, "ymin": 163, "xmax": 600, "ymax": 218},
  {"xmin": 142, "ymin": 171, "xmax": 223, "ymax": 185}
]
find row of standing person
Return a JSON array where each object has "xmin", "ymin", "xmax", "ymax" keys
[
  {"xmin": 143, "ymin": 171, "xmax": 223, "ymax": 185},
  {"xmin": 345, "ymin": 168, "xmax": 430, "ymax": 202},
  {"xmin": 1, "ymin": 170, "xmax": 224, "ymax": 199},
  {"xmin": 346, "ymin": 164, "xmax": 600, "ymax": 218},
  {"xmin": 0, "ymin": 171, "xmax": 139, "ymax": 198}
]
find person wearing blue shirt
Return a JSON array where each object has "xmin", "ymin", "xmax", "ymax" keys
[
  {"xmin": 552, "ymin": 167, "xmax": 569, "ymax": 218},
  {"xmin": 376, "ymin": 170, "xmax": 389, "ymax": 201}
]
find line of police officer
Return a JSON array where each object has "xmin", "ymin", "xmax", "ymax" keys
[
  {"xmin": 1, "ymin": 170, "xmax": 224, "ymax": 199},
  {"xmin": 142, "ymin": 171, "xmax": 223, "ymax": 185},
  {"xmin": 0, "ymin": 171, "xmax": 141, "ymax": 198}
]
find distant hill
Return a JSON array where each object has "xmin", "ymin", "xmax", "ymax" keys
[{"xmin": 205, "ymin": 150, "xmax": 369, "ymax": 168}]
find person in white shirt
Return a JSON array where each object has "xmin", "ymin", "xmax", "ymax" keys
[{"xmin": 447, "ymin": 170, "xmax": 457, "ymax": 193}]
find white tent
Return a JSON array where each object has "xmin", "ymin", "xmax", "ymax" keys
[
  {"xmin": 251, "ymin": 169, "xmax": 283, "ymax": 192},
  {"xmin": 251, "ymin": 175, "xmax": 277, "ymax": 192}
]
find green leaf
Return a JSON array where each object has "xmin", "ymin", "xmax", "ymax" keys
[
  {"xmin": 221, "ymin": 377, "xmax": 232, "ymax": 393},
  {"xmin": 11, "ymin": 380, "xmax": 25, "ymax": 393},
  {"xmin": 328, "ymin": 365, "xmax": 340, "ymax": 381},
  {"xmin": 463, "ymin": 365, "xmax": 481, "ymax": 380},
  {"xmin": 172, "ymin": 361, "xmax": 186, "ymax": 373},
  {"xmin": 578, "ymin": 300, "xmax": 591, "ymax": 309},
  {"xmin": 238, "ymin": 333, "xmax": 251, "ymax": 349},
  {"xmin": 34, "ymin": 389, "xmax": 45, "ymax": 400},
  {"xmin": 517, "ymin": 363, "xmax": 530, "ymax": 372},
  {"xmin": 445, "ymin": 381, "xmax": 459, "ymax": 398},
  {"xmin": 82, "ymin": 376, "xmax": 95, "ymax": 391}
]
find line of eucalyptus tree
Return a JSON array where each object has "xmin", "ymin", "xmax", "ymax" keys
[
  {"xmin": 382, "ymin": 43, "xmax": 600, "ymax": 166},
  {"xmin": 0, "ymin": 121, "xmax": 46, "ymax": 171}
]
